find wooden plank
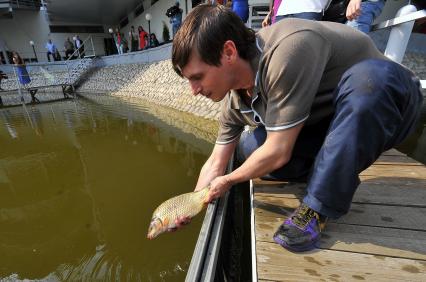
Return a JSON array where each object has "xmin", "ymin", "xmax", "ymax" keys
[
  {"xmin": 382, "ymin": 149, "xmax": 406, "ymax": 156},
  {"xmin": 375, "ymin": 155, "xmax": 423, "ymax": 165},
  {"xmin": 256, "ymin": 241, "xmax": 426, "ymax": 282},
  {"xmin": 255, "ymin": 215, "xmax": 426, "ymax": 260},
  {"xmin": 361, "ymin": 164, "xmax": 426, "ymax": 178},
  {"xmin": 253, "ymin": 196, "xmax": 426, "ymax": 230},
  {"xmin": 253, "ymin": 179, "xmax": 426, "ymax": 207},
  {"xmin": 351, "ymin": 182, "xmax": 426, "ymax": 207}
]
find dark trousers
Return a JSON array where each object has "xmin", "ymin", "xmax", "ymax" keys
[
  {"xmin": 275, "ymin": 12, "xmax": 323, "ymax": 23},
  {"xmin": 47, "ymin": 51, "xmax": 54, "ymax": 62},
  {"xmin": 238, "ymin": 59, "xmax": 423, "ymax": 219},
  {"xmin": 65, "ymin": 49, "xmax": 74, "ymax": 59}
]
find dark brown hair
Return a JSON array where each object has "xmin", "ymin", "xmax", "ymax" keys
[
  {"xmin": 12, "ymin": 51, "xmax": 24, "ymax": 65},
  {"xmin": 172, "ymin": 4, "xmax": 256, "ymax": 77}
]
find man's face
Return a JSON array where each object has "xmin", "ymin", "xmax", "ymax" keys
[{"xmin": 181, "ymin": 51, "xmax": 232, "ymax": 102}]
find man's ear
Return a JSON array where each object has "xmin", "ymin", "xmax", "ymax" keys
[{"xmin": 222, "ymin": 40, "xmax": 237, "ymax": 63}]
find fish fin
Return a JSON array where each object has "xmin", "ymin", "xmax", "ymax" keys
[{"xmin": 163, "ymin": 217, "xmax": 170, "ymax": 228}]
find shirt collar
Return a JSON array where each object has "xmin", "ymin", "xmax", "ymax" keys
[{"xmin": 229, "ymin": 37, "xmax": 262, "ymax": 113}]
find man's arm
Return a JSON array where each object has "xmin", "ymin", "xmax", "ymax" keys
[
  {"xmin": 194, "ymin": 140, "xmax": 238, "ymax": 191},
  {"xmin": 206, "ymin": 123, "xmax": 303, "ymax": 202},
  {"xmin": 172, "ymin": 140, "xmax": 237, "ymax": 230}
]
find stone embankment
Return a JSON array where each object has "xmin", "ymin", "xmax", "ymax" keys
[
  {"xmin": 77, "ymin": 52, "xmax": 426, "ymax": 122},
  {"xmin": 77, "ymin": 60, "xmax": 222, "ymax": 121}
]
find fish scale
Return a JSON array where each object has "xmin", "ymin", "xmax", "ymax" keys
[{"xmin": 147, "ymin": 186, "xmax": 210, "ymax": 239}]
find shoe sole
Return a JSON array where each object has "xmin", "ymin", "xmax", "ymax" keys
[{"xmin": 273, "ymin": 233, "xmax": 320, "ymax": 252}]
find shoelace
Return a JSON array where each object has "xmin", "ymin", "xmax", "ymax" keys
[{"xmin": 292, "ymin": 204, "xmax": 320, "ymax": 229}]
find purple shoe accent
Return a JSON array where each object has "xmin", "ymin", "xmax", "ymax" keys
[{"xmin": 273, "ymin": 203, "xmax": 325, "ymax": 252}]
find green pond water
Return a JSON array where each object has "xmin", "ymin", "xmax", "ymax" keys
[
  {"xmin": 0, "ymin": 95, "xmax": 215, "ymax": 281},
  {"xmin": 0, "ymin": 93, "xmax": 424, "ymax": 281}
]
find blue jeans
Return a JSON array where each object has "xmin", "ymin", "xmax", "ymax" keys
[
  {"xmin": 275, "ymin": 12, "xmax": 323, "ymax": 22},
  {"xmin": 172, "ymin": 23, "xmax": 181, "ymax": 38},
  {"xmin": 237, "ymin": 59, "xmax": 423, "ymax": 219},
  {"xmin": 346, "ymin": 0, "xmax": 385, "ymax": 33}
]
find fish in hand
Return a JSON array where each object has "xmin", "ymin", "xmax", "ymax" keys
[{"xmin": 147, "ymin": 186, "xmax": 210, "ymax": 239}]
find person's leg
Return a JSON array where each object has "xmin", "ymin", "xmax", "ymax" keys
[
  {"xmin": 274, "ymin": 59, "xmax": 423, "ymax": 252},
  {"xmin": 304, "ymin": 59, "xmax": 423, "ymax": 219},
  {"xmin": 47, "ymin": 51, "xmax": 51, "ymax": 62},
  {"xmin": 172, "ymin": 24, "xmax": 178, "ymax": 38},
  {"xmin": 346, "ymin": 0, "xmax": 385, "ymax": 33}
]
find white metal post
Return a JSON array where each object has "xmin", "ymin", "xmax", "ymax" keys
[
  {"xmin": 91, "ymin": 36, "xmax": 95, "ymax": 57},
  {"xmin": 384, "ymin": 4, "xmax": 417, "ymax": 63}
]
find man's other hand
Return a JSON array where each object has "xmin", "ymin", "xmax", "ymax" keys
[
  {"xmin": 346, "ymin": 0, "xmax": 362, "ymax": 21},
  {"xmin": 205, "ymin": 175, "xmax": 233, "ymax": 203}
]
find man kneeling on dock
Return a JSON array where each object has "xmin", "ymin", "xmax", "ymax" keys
[{"xmin": 171, "ymin": 4, "xmax": 423, "ymax": 252}]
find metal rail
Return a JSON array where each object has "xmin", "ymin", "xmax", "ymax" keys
[
  {"xmin": 185, "ymin": 157, "xmax": 234, "ymax": 282},
  {"xmin": 67, "ymin": 35, "xmax": 96, "ymax": 61},
  {"xmin": 371, "ymin": 8, "xmax": 426, "ymax": 88},
  {"xmin": 0, "ymin": 0, "xmax": 41, "ymax": 9},
  {"xmin": 371, "ymin": 9, "xmax": 426, "ymax": 31}
]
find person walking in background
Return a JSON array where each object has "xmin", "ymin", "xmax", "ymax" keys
[
  {"xmin": 45, "ymin": 39, "xmax": 58, "ymax": 62},
  {"xmin": 64, "ymin": 37, "xmax": 75, "ymax": 59},
  {"xmin": 74, "ymin": 35, "xmax": 85, "ymax": 58},
  {"xmin": 138, "ymin": 26, "xmax": 148, "ymax": 50},
  {"xmin": 129, "ymin": 26, "xmax": 139, "ymax": 52},
  {"xmin": 113, "ymin": 28, "xmax": 123, "ymax": 54},
  {"xmin": 122, "ymin": 36, "xmax": 129, "ymax": 53},
  {"xmin": 166, "ymin": 1, "xmax": 183, "ymax": 38},
  {"xmin": 12, "ymin": 52, "xmax": 31, "ymax": 86},
  {"xmin": 263, "ymin": 0, "xmax": 329, "ymax": 27},
  {"xmin": 346, "ymin": 0, "xmax": 386, "ymax": 33},
  {"xmin": 232, "ymin": 0, "xmax": 249, "ymax": 23}
]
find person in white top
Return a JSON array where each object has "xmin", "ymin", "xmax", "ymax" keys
[{"xmin": 263, "ymin": 0, "xmax": 329, "ymax": 27}]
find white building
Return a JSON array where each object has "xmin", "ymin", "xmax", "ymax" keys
[{"xmin": 0, "ymin": 0, "xmax": 424, "ymax": 64}]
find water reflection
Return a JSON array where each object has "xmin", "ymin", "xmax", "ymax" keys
[{"xmin": 0, "ymin": 96, "xmax": 214, "ymax": 281}]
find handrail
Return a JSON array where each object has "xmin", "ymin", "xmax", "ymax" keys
[
  {"xmin": 66, "ymin": 35, "xmax": 95, "ymax": 61},
  {"xmin": 371, "ymin": 7, "xmax": 426, "ymax": 88},
  {"xmin": 371, "ymin": 9, "xmax": 426, "ymax": 31},
  {"xmin": 185, "ymin": 157, "xmax": 234, "ymax": 281},
  {"xmin": 4, "ymin": 0, "xmax": 41, "ymax": 9}
]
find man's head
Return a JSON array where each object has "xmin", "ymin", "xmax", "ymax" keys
[
  {"xmin": 175, "ymin": 1, "xmax": 180, "ymax": 7},
  {"xmin": 172, "ymin": 4, "xmax": 256, "ymax": 102},
  {"xmin": 48, "ymin": 39, "xmax": 52, "ymax": 43},
  {"xmin": 172, "ymin": 4, "xmax": 256, "ymax": 77}
]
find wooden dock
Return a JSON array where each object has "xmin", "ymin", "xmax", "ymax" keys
[{"xmin": 252, "ymin": 149, "xmax": 426, "ymax": 281}]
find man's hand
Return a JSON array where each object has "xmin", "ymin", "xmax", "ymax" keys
[
  {"xmin": 262, "ymin": 12, "xmax": 272, "ymax": 28},
  {"xmin": 346, "ymin": 0, "xmax": 362, "ymax": 21},
  {"xmin": 205, "ymin": 175, "xmax": 233, "ymax": 203},
  {"xmin": 169, "ymin": 215, "xmax": 192, "ymax": 232}
]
